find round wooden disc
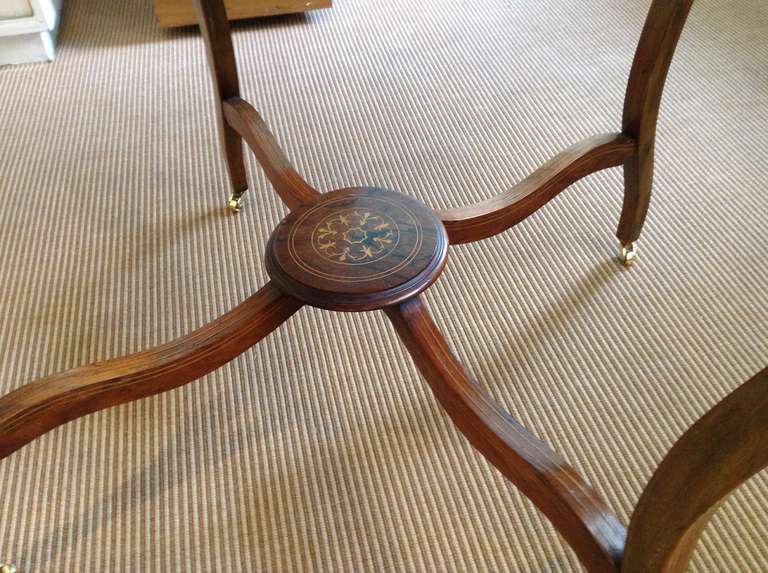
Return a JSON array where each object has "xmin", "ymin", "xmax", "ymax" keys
[{"xmin": 266, "ymin": 187, "xmax": 449, "ymax": 311}]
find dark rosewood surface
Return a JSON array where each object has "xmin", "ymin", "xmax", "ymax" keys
[
  {"xmin": 2, "ymin": 1, "xmax": 758, "ymax": 573},
  {"xmin": 623, "ymin": 366, "xmax": 768, "ymax": 572},
  {"xmin": 439, "ymin": 134, "xmax": 636, "ymax": 245},
  {"xmin": 386, "ymin": 297, "xmax": 626, "ymax": 572},
  {"xmin": 617, "ymin": 0, "xmax": 695, "ymax": 246},
  {"xmin": 192, "ymin": 0, "xmax": 249, "ymax": 203},
  {"xmin": 266, "ymin": 187, "xmax": 448, "ymax": 311},
  {"xmin": 0, "ymin": 284, "xmax": 302, "ymax": 460}
]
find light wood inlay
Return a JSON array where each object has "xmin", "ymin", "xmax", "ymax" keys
[{"xmin": 156, "ymin": 0, "xmax": 332, "ymax": 28}]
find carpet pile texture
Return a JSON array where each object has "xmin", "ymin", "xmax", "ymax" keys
[{"xmin": 0, "ymin": 0, "xmax": 766, "ymax": 570}]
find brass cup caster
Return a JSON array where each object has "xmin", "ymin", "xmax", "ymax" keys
[
  {"xmin": 0, "ymin": 564, "xmax": 18, "ymax": 573},
  {"xmin": 619, "ymin": 242, "xmax": 637, "ymax": 267},
  {"xmin": 228, "ymin": 192, "xmax": 245, "ymax": 213}
]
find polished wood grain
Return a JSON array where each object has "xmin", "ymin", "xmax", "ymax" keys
[
  {"xmin": 267, "ymin": 187, "xmax": 448, "ymax": 311},
  {"xmin": 5, "ymin": 1, "xmax": 753, "ymax": 571},
  {"xmin": 192, "ymin": 0, "xmax": 249, "ymax": 202},
  {"xmin": 622, "ymin": 366, "xmax": 768, "ymax": 572},
  {"xmin": 438, "ymin": 134, "xmax": 636, "ymax": 245},
  {"xmin": 222, "ymin": 97, "xmax": 321, "ymax": 210},
  {"xmin": 618, "ymin": 0, "xmax": 695, "ymax": 245},
  {"xmin": 386, "ymin": 295, "xmax": 768, "ymax": 571},
  {"xmin": 385, "ymin": 297, "xmax": 626, "ymax": 573},
  {"xmin": 0, "ymin": 283, "xmax": 301, "ymax": 461},
  {"xmin": 156, "ymin": 0, "xmax": 332, "ymax": 29},
  {"xmin": 439, "ymin": 0, "xmax": 694, "ymax": 249}
]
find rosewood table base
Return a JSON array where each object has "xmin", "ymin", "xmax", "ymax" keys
[{"xmin": 4, "ymin": 1, "xmax": 767, "ymax": 572}]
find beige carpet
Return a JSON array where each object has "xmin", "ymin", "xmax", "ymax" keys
[{"xmin": 1, "ymin": 0, "xmax": 767, "ymax": 570}]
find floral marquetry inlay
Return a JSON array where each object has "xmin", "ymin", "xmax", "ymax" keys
[
  {"xmin": 313, "ymin": 210, "xmax": 400, "ymax": 264},
  {"xmin": 268, "ymin": 187, "xmax": 448, "ymax": 310}
]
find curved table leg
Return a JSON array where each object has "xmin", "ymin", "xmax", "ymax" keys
[
  {"xmin": 192, "ymin": 0, "xmax": 250, "ymax": 212},
  {"xmin": 623, "ymin": 366, "xmax": 768, "ymax": 573},
  {"xmin": 385, "ymin": 297, "xmax": 626, "ymax": 573},
  {"xmin": 223, "ymin": 98, "xmax": 322, "ymax": 211},
  {"xmin": 0, "ymin": 283, "xmax": 302, "ymax": 461},
  {"xmin": 619, "ymin": 0, "xmax": 695, "ymax": 259}
]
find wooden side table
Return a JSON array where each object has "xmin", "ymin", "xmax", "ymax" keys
[
  {"xmin": 2, "ymin": 1, "xmax": 766, "ymax": 571},
  {"xmin": 155, "ymin": 0, "xmax": 332, "ymax": 28}
]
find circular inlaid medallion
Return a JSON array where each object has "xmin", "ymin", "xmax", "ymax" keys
[{"xmin": 266, "ymin": 187, "xmax": 449, "ymax": 311}]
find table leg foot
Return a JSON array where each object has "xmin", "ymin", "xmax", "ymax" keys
[
  {"xmin": 228, "ymin": 191, "xmax": 245, "ymax": 213},
  {"xmin": 619, "ymin": 242, "xmax": 637, "ymax": 267}
]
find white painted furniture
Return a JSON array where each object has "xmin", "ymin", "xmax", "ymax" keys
[{"xmin": 0, "ymin": 0, "xmax": 63, "ymax": 66}]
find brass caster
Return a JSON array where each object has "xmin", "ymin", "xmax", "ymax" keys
[
  {"xmin": 619, "ymin": 242, "xmax": 637, "ymax": 267},
  {"xmin": 0, "ymin": 564, "xmax": 18, "ymax": 573},
  {"xmin": 228, "ymin": 192, "xmax": 245, "ymax": 213}
]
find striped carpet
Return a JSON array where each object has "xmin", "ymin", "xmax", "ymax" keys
[{"xmin": 1, "ymin": 0, "xmax": 766, "ymax": 570}]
